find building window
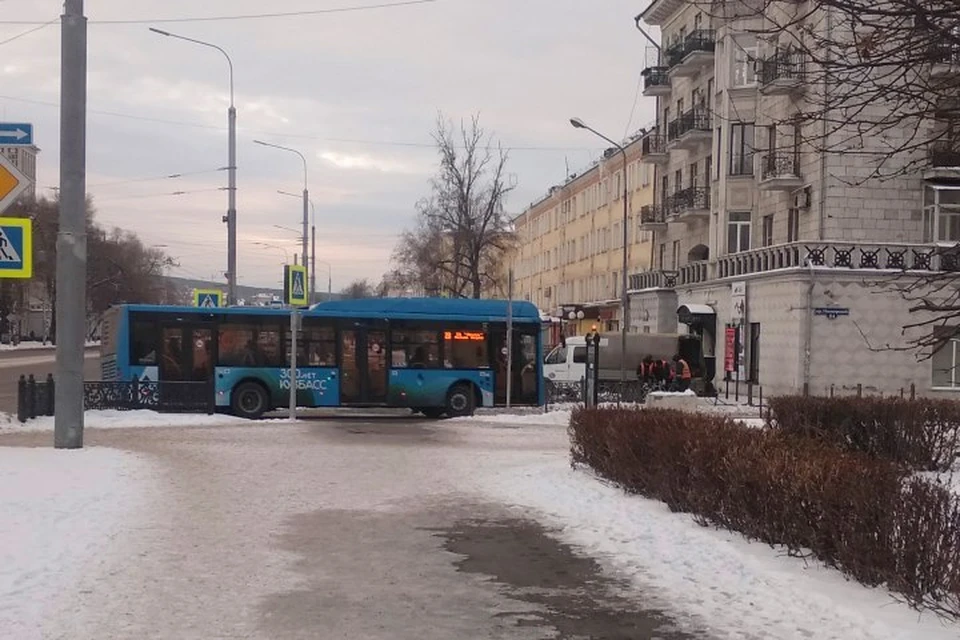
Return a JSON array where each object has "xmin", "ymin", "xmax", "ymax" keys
[
  {"xmin": 788, "ymin": 207, "xmax": 800, "ymax": 242},
  {"xmin": 689, "ymin": 161, "xmax": 699, "ymax": 188},
  {"xmin": 672, "ymin": 240, "xmax": 681, "ymax": 269},
  {"xmin": 733, "ymin": 45, "xmax": 758, "ymax": 87},
  {"xmin": 727, "ymin": 212, "xmax": 751, "ymax": 254},
  {"xmin": 762, "ymin": 215, "xmax": 774, "ymax": 247},
  {"xmin": 932, "ymin": 334, "xmax": 960, "ymax": 388},
  {"xmin": 659, "ymin": 243, "xmax": 666, "ymax": 270},
  {"xmin": 729, "ymin": 123, "xmax": 755, "ymax": 176},
  {"xmin": 923, "ymin": 186, "xmax": 960, "ymax": 243},
  {"xmin": 674, "ymin": 169, "xmax": 683, "ymax": 193}
]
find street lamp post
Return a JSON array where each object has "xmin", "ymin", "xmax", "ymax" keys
[
  {"xmin": 150, "ymin": 27, "xmax": 237, "ymax": 305},
  {"xmin": 570, "ymin": 117, "xmax": 631, "ymax": 385},
  {"xmin": 255, "ymin": 141, "xmax": 309, "ymax": 303}
]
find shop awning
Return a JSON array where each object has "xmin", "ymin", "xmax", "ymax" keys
[{"xmin": 677, "ymin": 304, "xmax": 715, "ymax": 316}]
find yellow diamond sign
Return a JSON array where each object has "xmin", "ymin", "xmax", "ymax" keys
[{"xmin": 0, "ymin": 152, "xmax": 30, "ymax": 214}]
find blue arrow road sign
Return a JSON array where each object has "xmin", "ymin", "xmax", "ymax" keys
[{"xmin": 0, "ymin": 123, "xmax": 33, "ymax": 146}]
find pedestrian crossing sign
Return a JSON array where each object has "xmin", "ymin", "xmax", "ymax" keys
[
  {"xmin": 284, "ymin": 264, "xmax": 308, "ymax": 307},
  {"xmin": 193, "ymin": 289, "xmax": 224, "ymax": 308},
  {"xmin": 0, "ymin": 216, "xmax": 32, "ymax": 279}
]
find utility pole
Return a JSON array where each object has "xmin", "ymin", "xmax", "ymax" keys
[
  {"xmin": 302, "ymin": 187, "xmax": 309, "ymax": 304},
  {"xmin": 311, "ymin": 225, "xmax": 316, "ymax": 304},
  {"xmin": 55, "ymin": 0, "xmax": 87, "ymax": 449},
  {"xmin": 506, "ymin": 268, "xmax": 514, "ymax": 409}
]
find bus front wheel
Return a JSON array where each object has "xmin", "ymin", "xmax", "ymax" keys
[
  {"xmin": 445, "ymin": 383, "xmax": 475, "ymax": 418},
  {"xmin": 232, "ymin": 382, "xmax": 269, "ymax": 420}
]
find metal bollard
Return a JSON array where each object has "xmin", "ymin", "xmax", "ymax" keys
[
  {"xmin": 45, "ymin": 373, "xmax": 55, "ymax": 416},
  {"xmin": 17, "ymin": 375, "xmax": 26, "ymax": 423}
]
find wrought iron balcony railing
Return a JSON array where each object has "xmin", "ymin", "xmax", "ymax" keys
[
  {"xmin": 928, "ymin": 141, "xmax": 960, "ymax": 168},
  {"xmin": 667, "ymin": 108, "xmax": 711, "ymax": 142},
  {"xmin": 759, "ymin": 51, "xmax": 805, "ymax": 86},
  {"xmin": 641, "ymin": 131, "xmax": 666, "ymax": 155},
  {"xmin": 666, "ymin": 186, "xmax": 710, "ymax": 215},
  {"xmin": 642, "ymin": 67, "xmax": 670, "ymax": 91},
  {"xmin": 761, "ymin": 153, "xmax": 801, "ymax": 180}
]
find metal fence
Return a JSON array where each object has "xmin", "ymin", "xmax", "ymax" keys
[
  {"xmin": 545, "ymin": 379, "xmax": 671, "ymax": 408},
  {"xmin": 17, "ymin": 374, "xmax": 216, "ymax": 423}
]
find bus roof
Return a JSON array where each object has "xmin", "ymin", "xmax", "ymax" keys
[
  {"xmin": 116, "ymin": 298, "xmax": 541, "ymax": 323},
  {"xmin": 309, "ymin": 298, "xmax": 541, "ymax": 322}
]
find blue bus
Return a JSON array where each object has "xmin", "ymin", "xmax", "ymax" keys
[{"xmin": 99, "ymin": 298, "xmax": 543, "ymax": 419}]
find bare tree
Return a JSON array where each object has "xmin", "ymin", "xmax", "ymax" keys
[
  {"xmin": 391, "ymin": 114, "xmax": 515, "ymax": 298},
  {"xmin": 1, "ymin": 196, "xmax": 175, "ymax": 342},
  {"xmin": 341, "ymin": 279, "xmax": 375, "ymax": 299}
]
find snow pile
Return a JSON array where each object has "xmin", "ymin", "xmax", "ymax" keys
[
  {"xmin": 466, "ymin": 443, "xmax": 959, "ymax": 640},
  {"xmin": 0, "ymin": 447, "xmax": 154, "ymax": 638},
  {"xmin": 0, "ymin": 410, "xmax": 262, "ymax": 432},
  {"xmin": 451, "ymin": 410, "xmax": 572, "ymax": 427}
]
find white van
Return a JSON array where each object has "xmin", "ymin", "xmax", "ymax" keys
[{"xmin": 543, "ymin": 332, "xmax": 682, "ymax": 384}]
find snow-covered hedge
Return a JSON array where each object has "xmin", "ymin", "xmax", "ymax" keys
[
  {"xmin": 569, "ymin": 407, "xmax": 960, "ymax": 620},
  {"xmin": 766, "ymin": 396, "xmax": 960, "ymax": 472}
]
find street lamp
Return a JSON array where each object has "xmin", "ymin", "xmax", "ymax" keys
[
  {"xmin": 279, "ymin": 190, "xmax": 319, "ymax": 304},
  {"xmin": 254, "ymin": 140, "xmax": 310, "ymax": 303},
  {"xmin": 570, "ymin": 117, "xmax": 631, "ymax": 384},
  {"xmin": 253, "ymin": 241, "xmax": 291, "ymax": 263},
  {"xmin": 149, "ymin": 27, "xmax": 238, "ymax": 306}
]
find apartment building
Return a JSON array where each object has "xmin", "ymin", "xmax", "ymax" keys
[
  {"xmin": 629, "ymin": 0, "xmax": 960, "ymax": 397},
  {"xmin": 511, "ymin": 133, "xmax": 655, "ymax": 337}
]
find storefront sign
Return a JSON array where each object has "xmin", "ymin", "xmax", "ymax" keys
[{"xmin": 724, "ymin": 327, "xmax": 737, "ymax": 373}]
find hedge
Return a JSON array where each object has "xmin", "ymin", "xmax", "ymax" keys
[
  {"xmin": 569, "ymin": 407, "xmax": 960, "ymax": 619},
  {"xmin": 766, "ymin": 396, "xmax": 960, "ymax": 472}
]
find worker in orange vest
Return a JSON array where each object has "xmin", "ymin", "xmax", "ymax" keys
[{"xmin": 672, "ymin": 354, "xmax": 692, "ymax": 392}]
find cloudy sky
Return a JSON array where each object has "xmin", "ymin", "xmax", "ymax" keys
[{"xmin": 0, "ymin": 0, "xmax": 657, "ymax": 291}]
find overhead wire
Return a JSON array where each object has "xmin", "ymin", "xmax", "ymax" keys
[
  {"xmin": 0, "ymin": 0, "xmax": 439, "ymax": 25},
  {"xmin": 0, "ymin": 95, "xmax": 603, "ymax": 153}
]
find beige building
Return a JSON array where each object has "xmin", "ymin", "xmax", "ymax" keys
[
  {"xmin": 512, "ymin": 133, "xmax": 655, "ymax": 338},
  {"xmin": 628, "ymin": 0, "xmax": 960, "ymax": 397}
]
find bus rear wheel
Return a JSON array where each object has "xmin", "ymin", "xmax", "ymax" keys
[
  {"xmin": 232, "ymin": 382, "xmax": 269, "ymax": 420},
  {"xmin": 445, "ymin": 383, "xmax": 475, "ymax": 418}
]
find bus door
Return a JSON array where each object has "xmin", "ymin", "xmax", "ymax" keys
[
  {"xmin": 158, "ymin": 325, "xmax": 214, "ymax": 383},
  {"xmin": 339, "ymin": 324, "xmax": 388, "ymax": 405},
  {"xmin": 492, "ymin": 329, "xmax": 539, "ymax": 405}
]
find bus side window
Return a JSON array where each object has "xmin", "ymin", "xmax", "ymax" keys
[
  {"xmin": 572, "ymin": 347, "xmax": 587, "ymax": 364},
  {"xmin": 131, "ymin": 321, "xmax": 157, "ymax": 365}
]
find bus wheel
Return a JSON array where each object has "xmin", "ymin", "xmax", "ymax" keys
[
  {"xmin": 445, "ymin": 383, "xmax": 475, "ymax": 418},
  {"xmin": 232, "ymin": 382, "xmax": 268, "ymax": 420}
]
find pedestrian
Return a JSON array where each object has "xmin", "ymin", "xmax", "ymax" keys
[{"xmin": 672, "ymin": 354, "xmax": 692, "ymax": 392}]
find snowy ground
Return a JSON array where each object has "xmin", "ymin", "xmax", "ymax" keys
[
  {"xmin": 0, "ymin": 341, "xmax": 99, "ymax": 352},
  {"xmin": 0, "ymin": 447, "xmax": 156, "ymax": 639},
  {"xmin": 0, "ymin": 411, "xmax": 956, "ymax": 639},
  {"xmin": 465, "ymin": 425, "xmax": 958, "ymax": 640},
  {"xmin": 0, "ymin": 409, "xmax": 261, "ymax": 432}
]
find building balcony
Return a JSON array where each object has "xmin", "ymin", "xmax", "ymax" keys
[
  {"xmin": 667, "ymin": 30, "xmax": 717, "ymax": 77},
  {"xmin": 641, "ymin": 66, "xmax": 671, "ymax": 97},
  {"xmin": 666, "ymin": 186, "xmax": 710, "ymax": 221},
  {"xmin": 640, "ymin": 131, "xmax": 669, "ymax": 165},
  {"xmin": 930, "ymin": 43, "xmax": 960, "ymax": 78},
  {"xmin": 640, "ymin": 204, "xmax": 668, "ymax": 231},
  {"xmin": 925, "ymin": 141, "xmax": 960, "ymax": 181},
  {"xmin": 667, "ymin": 108, "xmax": 712, "ymax": 150},
  {"xmin": 627, "ymin": 241, "xmax": 957, "ymax": 294},
  {"xmin": 759, "ymin": 51, "xmax": 805, "ymax": 95},
  {"xmin": 759, "ymin": 153, "xmax": 803, "ymax": 191},
  {"xmin": 629, "ymin": 269, "xmax": 678, "ymax": 291},
  {"xmin": 715, "ymin": 241, "xmax": 957, "ymax": 279}
]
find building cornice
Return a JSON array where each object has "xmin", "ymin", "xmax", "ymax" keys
[{"xmin": 640, "ymin": 0, "xmax": 685, "ymax": 26}]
